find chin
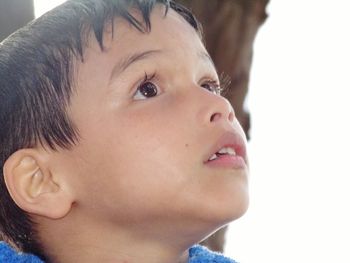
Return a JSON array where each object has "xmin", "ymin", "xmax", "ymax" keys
[
  {"xmin": 196, "ymin": 202, "xmax": 248, "ymax": 245},
  {"xmin": 221, "ymin": 197, "xmax": 249, "ymax": 225},
  {"xmin": 205, "ymin": 187, "xmax": 250, "ymax": 227}
]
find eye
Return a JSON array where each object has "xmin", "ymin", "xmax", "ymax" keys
[
  {"xmin": 133, "ymin": 73, "xmax": 159, "ymax": 100},
  {"xmin": 201, "ymin": 80, "xmax": 221, "ymax": 95}
]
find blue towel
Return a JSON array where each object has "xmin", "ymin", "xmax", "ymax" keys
[
  {"xmin": 0, "ymin": 242, "xmax": 43, "ymax": 263},
  {"xmin": 0, "ymin": 242, "xmax": 237, "ymax": 262},
  {"xmin": 189, "ymin": 245, "xmax": 237, "ymax": 263}
]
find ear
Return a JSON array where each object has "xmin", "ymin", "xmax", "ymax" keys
[{"xmin": 3, "ymin": 148, "xmax": 74, "ymax": 219}]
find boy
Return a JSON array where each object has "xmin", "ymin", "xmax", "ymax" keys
[{"xmin": 0, "ymin": 0, "xmax": 249, "ymax": 262}]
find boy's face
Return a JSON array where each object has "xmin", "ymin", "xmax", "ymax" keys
[{"xmin": 56, "ymin": 6, "xmax": 248, "ymax": 236}]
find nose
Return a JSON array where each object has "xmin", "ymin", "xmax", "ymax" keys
[
  {"xmin": 199, "ymin": 91, "xmax": 235, "ymax": 126},
  {"xmin": 209, "ymin": 97, "xmax": 235, "ymax": 124}
]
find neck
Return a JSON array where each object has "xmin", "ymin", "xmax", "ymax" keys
[
  {"xmin": 36, "ymin": 216, "xmax": 196, "ymax": 263},
  {"xmin": 53, "ymin": 239, "xmax": 189, "ymax": 263}
]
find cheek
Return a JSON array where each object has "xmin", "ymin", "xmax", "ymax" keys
[
  {"xmin": 81, "ymin": 104, "xmax": 190, "ymax": 186},
  {"xmin": 113, "ymin": 98, "xmax": 191, "ymax": 160}
]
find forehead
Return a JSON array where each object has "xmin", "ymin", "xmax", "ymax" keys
[{"xmin": 82, "ymin": 5, "xmax": 206, "ymax": 63}]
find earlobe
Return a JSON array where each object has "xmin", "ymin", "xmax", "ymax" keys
[{"xmin": 3, "ymin": 149, "xmax": 73, "ymax": 219}]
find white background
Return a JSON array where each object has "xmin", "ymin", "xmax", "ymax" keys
[
  {"xmin": 34, "ymin": 1, "xmax": 350, "ymax": 262},
  {"xmin": 34, "ymin": 0, "xmax": 66, "ymax": 17},
  {"xmin": 226, "ymin": 0, "xmax": 350, "ymax": 262}
]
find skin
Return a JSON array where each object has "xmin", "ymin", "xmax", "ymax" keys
[{"xmin": 35, "ymin": 5, "xmax": 249, "ymax": 263}]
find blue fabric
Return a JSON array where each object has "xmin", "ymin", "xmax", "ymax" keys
[
  {"xmin": 0, "ymin": 242, "xmax": 43, "ymax": 263},
  {"xmin": 0, "ymin": 242, "xmax": 237, "ymax": 262},
  {"xmin": 189, "ymin": 245, "xmax": 237, "ymax": 263}
]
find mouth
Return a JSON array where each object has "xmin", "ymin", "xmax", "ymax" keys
[{"xmin": 204, "ymin": 131, "xmax": 247, "ymax": 169}]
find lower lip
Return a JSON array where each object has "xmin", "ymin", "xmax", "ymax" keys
[{"xmin": 205, "ymin": 155, "xmax": 246, "ymax": 169}]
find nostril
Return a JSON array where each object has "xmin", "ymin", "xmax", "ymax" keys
[
  {"xmin": 228, "ymin": 111, "xmax": 234, "ymax": 122},
  {"xmin": 210, "ymin": 111, "xmax": 234, "ymax": 123},
  {"xmin": 210, "ymin": 112, "xmax": 222, "ymax": 122}
]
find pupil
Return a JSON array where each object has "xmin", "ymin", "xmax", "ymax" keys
[{"xmin": 140, "ymin": 82, "xmax": 157, "ymax": 97}]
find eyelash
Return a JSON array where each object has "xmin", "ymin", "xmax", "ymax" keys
[
  {"xmin": 218, "ymin": 72, "xmax": 232, "ymax": 96},
  {"xmin": 139, "ymin": 72, "xmax": 157, "ymax": 89},
  {"xmin": 132, "ymin": 71, "xmax": 231, "ymax": 100},
  {"xmin": 132, "ymin": 72, "xmax": 158, "ymax": 100},
  {"xmin": 201, "ymin": 79, "xmax": 221, "ymax": 95},
  {"xmin": 201, "ymin": 72, "xmax": 232, "ymax": 96}
]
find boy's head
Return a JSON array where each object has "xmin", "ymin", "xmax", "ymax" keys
[{"xmin": 0, "ymin": 0, "xmax": 249, "ymax": 261}]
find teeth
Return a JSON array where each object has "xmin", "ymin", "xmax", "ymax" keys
[
  {"xmin": 217, "ymin": 147, "xmax": 236, "ymax": 156},
  {"xmin": 209, "ymin": 153, "xmax": 218, "ymax": 161},
  {"xmin": 208, "ymin": 147, "xmax": 237, "ymax": 161}
]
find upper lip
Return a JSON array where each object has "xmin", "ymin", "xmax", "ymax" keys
[{"xmin": 204, "ymin": 131, "xmax": 247, "ymax": 164}]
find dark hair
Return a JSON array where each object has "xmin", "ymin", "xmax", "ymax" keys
[{"xmin": 0, "ymin": 0, "xmax": 201, "ymax": 260}]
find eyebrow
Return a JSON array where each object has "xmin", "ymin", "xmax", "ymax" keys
[
  {"xmin": 109, "ymin": 49, "xmax": 216, "ymax": 83},
  {"xmin": 109, "ymin": 49, "xmax": 162, "ymax": 83}
]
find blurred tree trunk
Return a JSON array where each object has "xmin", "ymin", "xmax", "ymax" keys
[
  {"xmin": 177, "ymin": 0, "xmax": 269, "ymax": 252},
  {"xmin": 0, "ymin": 0, "xmax": 34, "ymax": 41}
]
